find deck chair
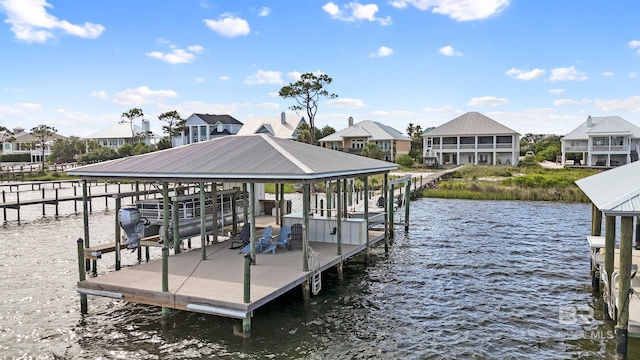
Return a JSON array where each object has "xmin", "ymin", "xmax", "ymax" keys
[
  {"xmin": 263, "ymin": 226, "xmax": 291, "ymax": 254},
  {"xmin": 239, "ymin": 225, "xmax": 273, "ymax": 254},
  {"xmin": 229, "ymin": 221, "xmax": 250, "ymax": 249},
  {"xmin": 289, "ymin": 223, "xmax": 303, "ymax": 250}
]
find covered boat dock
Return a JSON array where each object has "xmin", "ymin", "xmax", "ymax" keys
[
  {"xmin": 67, "ymin": 134, "xmax": 405, "ymax": 335},
  {"xmin": 577, "ymin": 159, "xmax": 640, "ymax": 359}
]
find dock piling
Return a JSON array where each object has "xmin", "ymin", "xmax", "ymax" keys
[
  {"xmin": 161, "ymin": 245, "xmax": 170, "ymax": 324},
  {"xmin": 616, "ymin": 216, "xmax": 634, "ymax": 359},
  {"xmin": 77, "ymin": 238, "xmax": 87, "ymax": 314}
]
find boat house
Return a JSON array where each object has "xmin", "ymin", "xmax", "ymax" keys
[{"xmin": 67, "ymin": 134, "xmax": 402, "ymax": 335}]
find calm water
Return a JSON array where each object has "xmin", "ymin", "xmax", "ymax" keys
[{"xmin": 1, "ymin": 189, "xmax": 638, "ymax": 359}]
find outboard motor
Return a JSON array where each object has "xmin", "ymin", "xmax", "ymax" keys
[{"xmin": 118, "ymin": 207, "xmax": 148, "ymax": 251}]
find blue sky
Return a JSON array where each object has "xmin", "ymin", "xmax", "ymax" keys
[{"xmin": 1, "ymin": 0, "xmax": 640, "ymax": 139}]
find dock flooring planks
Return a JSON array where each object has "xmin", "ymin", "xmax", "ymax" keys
[{"xmin": 79, "ymin": 230, "xmax": 385, "ymax": 317}]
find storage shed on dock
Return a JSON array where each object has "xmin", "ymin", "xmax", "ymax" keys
[{"xmin": 67, "ymin": 134, "xmax": 400, "ymax": 335}]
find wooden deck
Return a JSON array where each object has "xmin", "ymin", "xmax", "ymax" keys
[{"xmin": 78, "ymin": 227, "xmax": 385, "ymax": 319}]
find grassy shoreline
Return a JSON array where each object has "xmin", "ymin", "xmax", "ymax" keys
[{"xmin": 417, "ymin": 164, "xmax": 600, "ymax": 203}]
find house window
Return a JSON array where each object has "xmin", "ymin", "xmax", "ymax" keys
[
  {"xmin": 331, "ymin": 142, "xmax": 339, "ymax": 150},
  {"xmin": 352, "ymin": 139, "xmax": 365, "ymax": 149}
]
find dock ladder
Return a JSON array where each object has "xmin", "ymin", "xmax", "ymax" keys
[{"xmin": 308, "ymin": 246, "xmax": 321, "ymax": 295}]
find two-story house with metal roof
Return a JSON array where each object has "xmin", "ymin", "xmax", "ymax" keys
[
  {"xmin": 561, "ymin": 116, "xmax": 640, "ymax": 167},
  {"xmin": 318, "ymin": 117, "xmax": 411, "ymax": 162},
  {"xmin": 86, "ymin": 120, "xmax": 158, "ymax": 150},
  {"xmin": 422, "ymin": 112, "xmax": 520, "ymax": 167},
  {"xmin": 175, "ymin": 114, "xmax": 243, "ymax": 146}
]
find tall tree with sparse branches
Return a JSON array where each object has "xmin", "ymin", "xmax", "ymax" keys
[
  {"xmin": 120, "ymin": 108, "xmax": 144, "ymax": 142},
  {"xmin": 279, "ymin": 73, "xmax": 337, "ymax": 145},
  {"xmin": 30, "ymin": 124, "xmax": 57, "ymax": 170},
  {"xmin": 158, "ymin": 110, "xmax": 185, "ymax": 148}
]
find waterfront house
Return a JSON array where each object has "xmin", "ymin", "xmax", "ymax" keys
[
  {"xmin": 236, "ymin": 112, "xmax": 306, "ymax": 140},
  {"xmin": 86, "ymin": 120, "xmax": 158, "ymax": 150},
  {"xmin": 421, "ymin": 112, "xmax": 521, "ymax": 166},
  {"xmin": 1, "ymin": 127, "xmax": 66, "ymax": 163},
  {"xmin": 561, "ymin": 116, "xmax": 640, "ymax": 167},
  {"xmin": 318, "ymin": 117, "xmax": 411, "ymax": 162},
  {"xmin": 174, "ymin": 114, "xmax": 243, "ymax": 147}
]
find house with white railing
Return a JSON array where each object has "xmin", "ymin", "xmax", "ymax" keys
[
  {"xmin": 175, "ymin": 114, "xmax": 243, "ymax": 147},
  {"xmin": 561, "ymin": 116, "xmax": 640, "ymax": 167},
  {"xmin": 421, "ymin": 112, "xmax": 520, "ymax": 167},
  {"xmin": 1, "ymin": 127, "xmax": 66, "ymax": 163},
  {"xmin": 86, "ymin": 120, "xmax": 159, "ymax": 150}
]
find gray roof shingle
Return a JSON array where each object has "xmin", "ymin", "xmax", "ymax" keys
[{"xmin": 423, "ymin": 112, "xmax": 519, "ymax": 136}]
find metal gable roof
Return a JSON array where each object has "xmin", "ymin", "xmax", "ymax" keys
[
  {"xmin": 564, "ymin": 116, "xmax": 640, "ymax": 140},
  {"xmin": 67, "ymin": 134, "xmax": 398, "ymax": 182},
  {"xmin": 575, "ymin": 160, "xmax": 640, "ymax": 216},
  {"xmin": 192, "ymin": 114, "xmax": 243, "ymax": 126},
  {"xmin": 320, "ymin": 120, "xmax": 410, "ymax": 142},
  {"xmin": 423, "ymin": 112, "xmax": 519, "ymax": 137}
]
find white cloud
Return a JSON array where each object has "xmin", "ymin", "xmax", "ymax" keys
[
  {"xmin": 326, "ymin": 98, "xmax": 366, "ymax": 109},
  {"xmin": 628, "ymin": 40, "xmax": 640, "ymax": 55},
  {"xmin": 371, "ymin": 46, "xmax": 393, "ymax": 57},
  {"xmin": 554, "ymin": 99, "xmax": 580, "ymax": 106},
  {"xmin": 0, "ymin": 102, "xmax": 42, "ymax": 119},
  {"xmin": 594, "ymin": 96, "xmax": 640, "ymax": 112},
  {"xmin": 390, "ymin": 0, "xmax": 510, "ymax": 22},
  {"xmin": 287, "ymin": 71, "xmax": 302, "ymax": 81},
  {"xmin": 204, "ymin": 13, "xmax": 250, "ymax": 37},
  {"xmin": 549, "ymin": 89, "xmax": 565, "ymax": 95},
  {"xmin": 505, "ymin": 67, "xmax": 545, "ymax": 81},
  {"xmin": 369, "ymin": 110, "xmax": 415, "ymax": 117},
  {"xmin": 112, "ymin": 86, "xmax": 178, "ymax": 106},
  {"xmin": 195, "ymin": 77, "xmax": 205, "ymax": 83},
  {"xmin": 218, "ymin": 75, "xmax": 230, "ymax": 81},
  {"xmin": 146, "ymin": 44, "xmax": 204, "ymax": 64},
  {"xmin": 603, "ymin": 71, "xmax": 614, "ymax": 77},
  {"xmin": 244, "ymin": 70, "xmax": 283, "ymax": 85},
  {"xmin": 467, "ymin": 96, "xmax": 508, "ymax": 107},
  {"xmin": 259, "ymin": 7, "xmax": 271, "ymax": 16},
  {"xmin": 439, "ymin": 45, "xmax": 462, "ymax": 56},
  {"xmin": 550, "ymin": 66, "xmax": 588, "ymax": 82},
  {"xmin": 91, "ymin": 90, "xmax": 108, "ymax": 99},
  {"xmin": 629, "ymin": 72, "xmax": 638, "ymax": 78},
  {"xmin": 0, "ymin": 0, "xmax": 105, "ymax": 43},
  {"xmin": 322, "ymin": 2, "xmax": 392, "ymax": 26}
]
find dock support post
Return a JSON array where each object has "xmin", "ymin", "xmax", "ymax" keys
[
  {"xmin": 388, "ymin": 181, "xmax": 394, "ymax": 240},
  {"xmin": 115, "ymin": 197, "xmax": 122, "ymax": 271},
  {"xmin": 2, "ymin": 190, "xmax": 6, "ymax": 223},
  {"xmin": 591, "ymin": 203, "xmax": 602, "ymax": 236},
  {"xmin": 172, "ymin": 197, "xmax": 179, "ymax": 251},
  {"xmin": 336, "ymin": 179, "xmax": 342, "ymax": 256},
  {"xmin": 404, "ymin": 179, "xmax": 411, "ymax": 232},
  {"xmin": 302, "ymin": 280, "xmax": 310, "ymax": 300},
  {"xmin": 77, "ymin": 238, "xmax": 87, "ymax": 314},
  {"xmin": 343, "ymin": 180, "xmax": 348, "ymax": 217},
  {"xmin": 616, "ymin": 216, "xmax": 634, "ymax": 360},
  {"xmin": 42, "ymin": 188, "xmax": 45, "ymax": 217},
  {"xmin": 337, "ymin": 261, "xmax": 343, "ymax": 281},
  {"xmin": 55, "ymin": 188, "xmax": 59, "ymax": 218},
  {"xmin": 591, "ymin": 205, "xmax": 603, "ymax": 292},
  {"xmin": 303, "ymin": 185, "xmax": 310, "ymax": 272},
  {"xmin": 161, "ymin": 246, "xmax": 170, "ymax": 324},
  {"xmin": 604, "ymin": 215, "xmax": 616, "ymax": 319},
  {"xmin": 200, "ymin": 182, "xmax": 206, "ymax": 259},
  {"xmin": 635, "ymin": 216, "xmax": 640, "ymax": 250},
  {"xmin": 244, "ymin": 253, "xmax": 251, "ymax": 303},
  {"xmin": 363, "ymin": 176, "xmax": 370, "ymax": 266},
  {"xmin": 16, "ymin": 191, "xmax": 20, "ymax": 223},
  {"xmin": 279, "ymin": 184, "xmax": 285, "ymax": 225},
  {"xmin": 211, "ymin": 183, "xmax": 218, "ymax": 243},
  {"xmin": 383, "ymin": 173, "xmax": 389, "ymax": 254},
  {"xmin": 82, "ymin": 180, "xmax": 90, "ymax": 272},
  {"xmin": 249, "ymin": 183, "xmax": 256, "ymax": 264}
]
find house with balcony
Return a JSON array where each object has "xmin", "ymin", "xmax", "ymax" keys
[
  {"xmin": 175, "ymin": 114, "xmax": 243, "ymax": 146},
  {"xmin": 561, "ymin": 116, "xmax": 640, "ymax": 167},
  {"xmin": 422, "ymin": 112, "xmax": 520, "ymax": 167},
  {"xmin": 318, "ymin": 117, "xmax": 411, "ymax": 162},
  {"xmin": 1, "ymin": 127, "xmax": 66, "ymax": 163},
  {"xmin": 86, "ymin": 120, "xmax": 158, "ymax": 150},
  {"xmin": 236, "ymin": 112, "xmax": 306, "ymax": 139}
]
